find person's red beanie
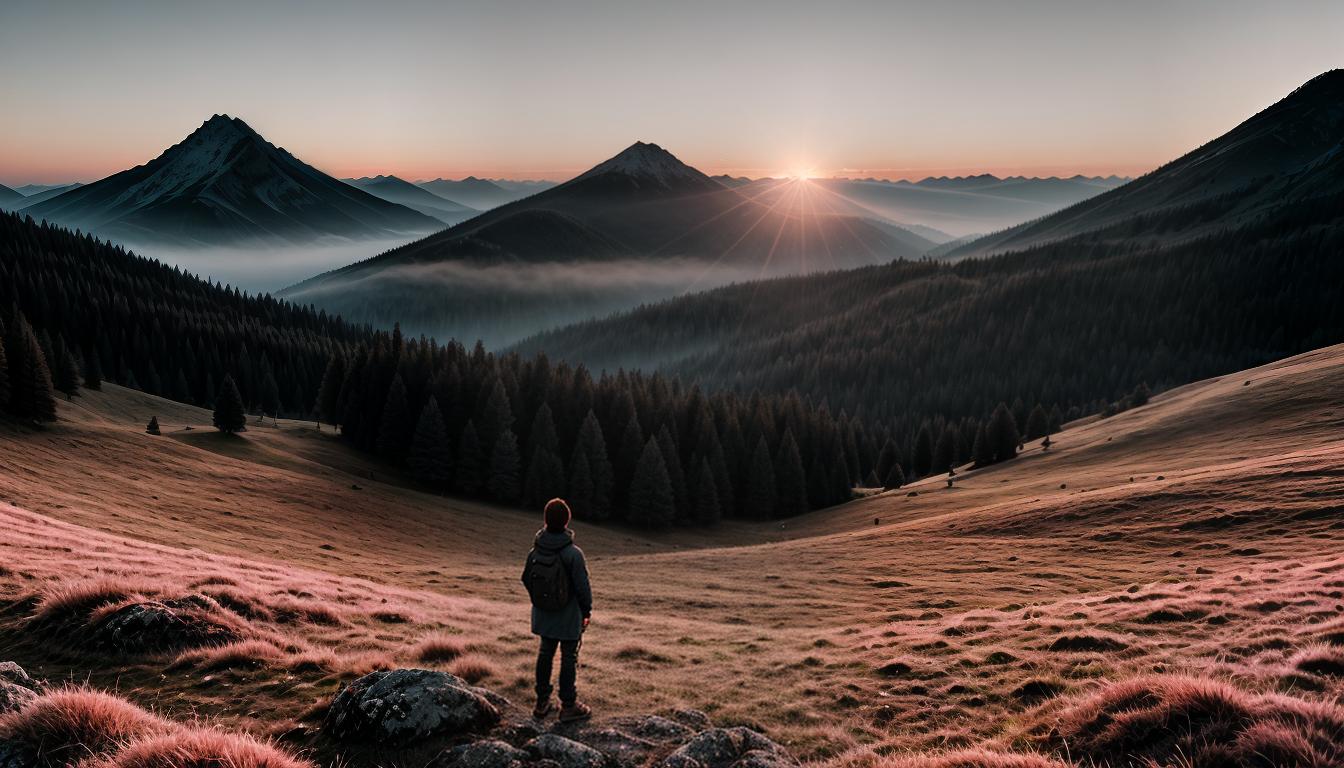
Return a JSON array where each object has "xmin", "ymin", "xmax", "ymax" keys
[{"xmin": 544, "ymin": 498, "xmax": 572, "ymax": 532}]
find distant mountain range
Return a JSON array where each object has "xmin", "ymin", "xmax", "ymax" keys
[
  {"xmin": 511, "ymin": 71, "xmax": 1344, "ymax": 427},
  {"xmin": 415, "ymin": 176, "xmax": 552, "ymax": 210},
  {"xmin": 341, "ymin": 175, "xmax": 477, "ymax": 226},
  {"xmin": 17, "ymin": 115, "xmax": 440, "ymax": 247},
  {"xmin": 0, "ymin": 183, "xmax": 23, "ymax": 207}
]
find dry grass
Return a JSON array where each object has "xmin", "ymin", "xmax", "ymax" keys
[
  {"xmin": 447, "ymin": 653, "xmax": 500, "ymax": 683},
  {"xmin": 30, "ymin": 579, "xmax": 155, "ymax": 628},
  {"xmin": 0, "ymin": 346, "xmax": 1343, "ymax": 764},
  {"xmin": 88, "ymin": 726, "xmax": 313, "ymax": 768},
  {"xmin": 0, "ymin": 687, "xmax": 170, "ymax": 765}
]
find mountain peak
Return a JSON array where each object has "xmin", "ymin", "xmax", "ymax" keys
[{"xmin": 570, "ymin": 141, "xmax": 721, "ymax": 194}]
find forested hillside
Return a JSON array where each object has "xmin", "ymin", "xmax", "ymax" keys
[{"xmin": 515, "ymin": 187, "xmax": 1344, "ymax": 435}]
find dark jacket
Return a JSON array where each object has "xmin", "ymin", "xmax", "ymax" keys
[{"xmin": 523, "ymin": 528, "xmax": 592, "ymax": 641}]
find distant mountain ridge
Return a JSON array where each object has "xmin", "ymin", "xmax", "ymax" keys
[
  {"xmin": 948, "ymin": 69, "xmax": 1344, "ymax": 259},
  {"xmin": 20, "ymin": 115, "xmax": 439, "ymax": 247},
  {"xmin": 416, "ymin": 176, "xmax": 551, "ymax": 210},
  {"xmin": 342, "ymin": 175, "xmax": 476, "ymax": 226}
]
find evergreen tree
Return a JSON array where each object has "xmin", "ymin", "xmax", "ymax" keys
[
  {"xmin": 744, "ymin": 436, "xmax": 777, "ymax": 518},
  {"xmin": 529, "ymin": 403, "xmax": 560, "ymax": 460},
  {"xmin": 376, "ymin": 374, "xmax": 410, "ymax": 459},
  {"xmin": 615, "ymin": 416, "xmax": 644, "ymax": 510},
  {"xmin": 829, "ymin": 453, "xmax": 852, "ymax": 505},
  {"xmin": 656, "ymin": 425, "xmax": 688, "ymax": 520},
  {"xmin": 488, "ymin": 429, "xmax": 522, "ymax": 503},
  {"xmin": 1048, "ymin": 405, "xmax": 1064, "ymax": 434},
  {"xmin": 807, "ymin": 457, "xmax": 831, "ymax": 508},
  {"xmin": 317, "ymin": 351, "xmax": 346, "ymax": 426},
  {"xmin": 260, "ymin": 366, "xmax": 281, "ymax": 418},
  {"xmin": 568, "ymin": 451, "xmax": 595, "ymax": 521},
  {"xmin": 1024, "ymin": 404, "xmax": 1049, "ymax": 440},
  {"xmin": 875, "ymin": 439, "xmax": 899, "ymax": 485},
  {"xmin": 931, "ymin": 425, "xmax": 957, "ymax": 475},
  {"xmin": 477, "ymin": 377, "xmax": 514, "ymax": 453},
  {"xmin": 912, "ymin": 424, "xmax": 933, "ymax": 477},
  {"xmin": 1129, "ymin": 381, "xmax": 1151, "ymax": 407},
  {"xmin": 456, "ymin": 420, "xmax": 485, "ymax": 495},
  {"xmin": 82, "ymin": 347, "xmax": 102, "ymax": 391},
  {"xmin": 571, "ymin": 411, "xmax": 614, "ymax": 520},
  {"xmin": 524, "ymin": 447, "xmax": 566, "ymax": 510},
  {"xmin": 774, "ymin": 429, "xmax": 808, "ymax": 517},
  {"xmin": 627, "ymin": 437, "xmax": 675, "ymax": 529},
  {"xmin": 986, "ymin": 402, "xmax": 1020, "ymax": 464},
  {"xmin": 883, "ymin": 463, "xmax": 905, "ymax": 490},
  {"xmin": 213, "ymin": 375, "xmax": 246, "ymax": 433},
  {"xmin": 145, "ymin": 415, "xmax": 160, "ymax": 435},
  {"xmin": 408, "ymin": 397, "xmax": 453, "ymax": 488},
  {"xmin": 972, "ymin": 421, "xmax": 992, "ymax": 467},
  {"xmin": 691, "ymin": 457, "xmax": 721, "ymax": 525},
  {"xmin": 6, "ymin": 314, "xmax": 57, "ymax": 422},
  {"xmin": 51, "ymin": 336, "xmax": 81, "ymax": 400}
]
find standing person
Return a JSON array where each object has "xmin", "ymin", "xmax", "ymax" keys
[{"xmin": 522, "ymin": 498, "xmax": 593, "ymax": 721}]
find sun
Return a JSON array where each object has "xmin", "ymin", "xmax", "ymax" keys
[{"xmin": 789, "ymin": 168, "xmax": 816, "ymax": 181}]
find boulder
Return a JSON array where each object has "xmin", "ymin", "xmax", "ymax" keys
[
  {"xmin": 525, "ymin": 733, "xmax": 608, "ymax": 768},
  {"xmin": 86, "ymin": 595, "xmax": 239, "ymax": 653},
  {"xmin": 669, "ymin": 709, "xmax": 713, "ymax": 730},
  {"xmin": 0, "ymin": 739, "xmax": 37, "ymax": 768},
  {"xmin": 436, "ymin": 739, "xmax": 530, "ymax": 768},
  {"xmin": 0, "ymin": 663, "xmax": 40, "ymax": 715},
  {"xmin": 325, "ymin": 668, "xmax": 500, "ymax": 745},
  {"xmin": 564, "ymin": 726, "xmax": 656, "ymax": 766},
  {"xmin": 657, "ymin": 727, "xmax": 796, "ymax": 768}
]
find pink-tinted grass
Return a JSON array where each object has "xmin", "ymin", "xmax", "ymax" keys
[
  {"xmin": 412, "ymin": 632, "xmax": 470, "ymax": 663},
  {"xmin": 0, "ymin": 686, "xmax": 169, "ymax": 764},
  {"xmin": 87, "ymin": 725, "xmax": 313, "ymax": 768}
]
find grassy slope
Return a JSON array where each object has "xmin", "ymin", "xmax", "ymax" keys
[{"xmin": 1, "ymin": 346, "xmax": 1342, "ymax": 762}]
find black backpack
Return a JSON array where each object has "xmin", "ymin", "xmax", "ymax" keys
[{"xmin": 524, "ymin": 542, "xmax": 571, "ymax": 611}]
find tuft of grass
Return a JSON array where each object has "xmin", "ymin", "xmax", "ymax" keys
[
  {"xmin": 0, "ymin": 686, "xmax": 169, "ymax": 766},
  {"xmin": 170, "ymin": 640, "xmax": 284, "ymax": 672},
  {"xmin": 448, "ymin": 653, "xmax": 499, "ymax": 683},
  {"xmin": 30, "ymin": 579, "xmax": 155, "ymax": 628},
  {"xmin": 1291, "ymin": 644, "xmax": 1344, "ymax": 677},
  {"xmin": 413, "ymin": 632, "xmax": 469, "ymax": 663},
  {"xmin": 87, "ymin": 725, "xmax": 313, "ymax": 768},
  {"xmin": 833, "ymin": 747, "xmax": 1070, "ymax": 767}
]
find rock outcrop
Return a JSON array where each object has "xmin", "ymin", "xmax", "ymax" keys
[
  {"xmin": 86, "ymin": 595, "xmax": 240, "ymax": 654},
  {"xmin": 325, "ymin": 668, "xmax": 501, "ymax": 745},
  {"xmin": 0, "ymin": 662, "xmax": 40, "ymax": 715},
  {"xmin": 325, "ymin": 668, "xmax": 797, "ymax": 768}
]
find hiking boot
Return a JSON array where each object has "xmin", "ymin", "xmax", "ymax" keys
[
  {"xmin": 558, "ymin": 701, "xmax": 592, "ymax": 723},
  {"xmin": 532, "ymin": 697, "xmax": 554, "ymax": 719}
]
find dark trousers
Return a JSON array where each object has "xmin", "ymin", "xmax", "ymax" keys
[{"xmin": 535, "ymin": 636, "xmax": 580, "ymax": 704}]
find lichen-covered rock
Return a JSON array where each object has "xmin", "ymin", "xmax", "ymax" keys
[
  {"xmin": 325, "ymin": 668, "xmax": 500, "ymax": 745},
  {"xmin": 669, "ymin": 709, "xmax": 713, "ymax": 731},
  {"xmin": 564, "ymin": 726, "xmax": 656, "ymax": 766},
  {"xmin": 0, "ymin": 663, "xmax": 40, "ymax": 715},
  {"xmin": 605, "ymin": 715, "xmax": 696, "ymax": 744},
  {"xmin": 525, "ymin": 733, "xmax": 609, "ymax": 768},
  {"xmin": 435, "ymin": 739, "xmax": 530, "ymax": 768},
  {"xmin": 86, "ymin": 596, "xmax": 239, "ymax": 653},
  {"xmin": 657, "ymin": 727, "xmax": 796, "ymax": 768}
]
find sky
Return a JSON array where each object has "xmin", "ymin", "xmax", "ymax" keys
[{"xmin": 1, "ymin": 0, "xmax": 1341, "ymax": 186}]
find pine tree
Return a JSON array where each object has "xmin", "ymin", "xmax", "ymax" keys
[
  {"xmin": 912, "ymin": 424, "xmax": 933, "ymax": 477},
  {"xmin": 875, "ymin": 439, "xmax": 899, "ymax": 485},
  {"xmin": 807, "ymin": 457, "xmax": 831, "ymax": 508},
  {"xmin": 745, "ymin": 436, "xmax": 777, "ymax": 518},
  {"xmin": 488, "ymin": 429, "xmax": 522, "ymax": 503},
  {"xmin": 972, "ymin": 421, "xmax": 992, "ymax": 467},
  {"xmin": 456, "ymin": 420, "xmax": 485, "ymax": 495},
  {"xmin": 213, "ymin": 375, "xmax": 246, "ymax": 433},
  {"xmin": 986, "ymin": 402, "xmax": 1020, "ymax": 464},
  {"xmin": 408, "ymin": 397, "xmax": 453, "ymax": 488},
  {"xmin": 568, "ymin": 451, "xmax": 595, "ymax": 520},
  {"xmin": 931, "ymin": 425, "xmax": 957, "ymax": 475},
  {"xmin": 376, "ymin": 374, "xmax": 410, "ymax": 459},
  {"xmin": 691, "ymin": 458, "xmax": 721, "ymax": 525},
  {"xmin": 656, "ymin": 425, "xmax": 688, "ymax": 520},
  {"xmin": 883, "ymin": 463, "xmax": 905, "ymax": 490},
  {"xmin": 829, "ymin": 453, "xmax": 852, "ymax": 505},
  {"xmin": 1024, "ymin": 404, "xmax": 1049, "ymax": 440},
  {"xmin": 6, "ymin": 316, "xmax": 57, "ymax": 423},
  {"xmin": 616, "ymin": 416, "xmax": 644, "ymax": 510},
  {"xmin": 145, "ymin": 416, "xmax": 160, "ymax": 435},
  {"xmin": 51, "ymin": 336, "xmax": 81, "ymax": 400},
  {"xmin": 1129, "ymin": 381, "xmax": 1151, "ymax": 407},
  {"xmin": 260, "ymin": 366, "xmax": 281, "ymax": 418},
  {"xmin": 1048, "ymin": 405, "xmax": 1064, "ymax": 434},
  {"xmin": 571, "ymin": 411, "xmax": 614, "ymax": 520},
  {"xmin": 628, "ymin": 437, "xmax": 675, "ymax": 529},
  {"xmin": 477, "ymin": 377, "xmax": 514, "ymax": 453},
  {"xmin": 524, "ymin": 447, "xmax": 566, "ymax": 510},
  {"xmin": 317, "ymin": 351, "xmax": 346, "ymax": 426},
  {"xmin": 774, "ymin": 429, "xmax": 808, "ymax": 517},
  {"xmin": 82, "ymin": 347, "xmax": 102, "ymax": 391}
]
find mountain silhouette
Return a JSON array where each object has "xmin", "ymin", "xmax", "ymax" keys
[{"xmin": 22, "ymin": 115, "xmax": 440, "ymax": 246}]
